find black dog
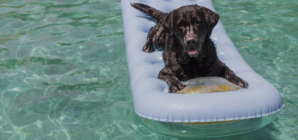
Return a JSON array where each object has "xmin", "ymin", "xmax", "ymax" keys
[{"xmin": 132, "ymin": 3, "xmax": 248, "ymax": 93}]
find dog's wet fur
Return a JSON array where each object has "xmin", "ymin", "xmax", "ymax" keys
[{"xmin": 132, "ymin": 3, "xmax": 248, "ymax": 93}]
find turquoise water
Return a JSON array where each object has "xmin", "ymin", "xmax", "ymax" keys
[{"xmin": 0, "ymin": 0, "xmax": 297, "ymax": 139}]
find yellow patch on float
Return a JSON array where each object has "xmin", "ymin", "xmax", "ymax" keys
[
  {"xmin": 175, "ymin": 77, "xmax": 242, "ymax": 94},
  {"xmin": 176, "ymin": 84, "xmax": 241, "ymax": 94},
  {"xmin": 174, "ymin": 77, "xmax": 242, "ymax": 125}
]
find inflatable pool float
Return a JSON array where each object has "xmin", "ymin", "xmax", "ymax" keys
[{"xmin": 121, "ymin": 0, "xmax": 283, "ymax": 138}]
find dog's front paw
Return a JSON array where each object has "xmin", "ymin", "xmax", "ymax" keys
[
  {"xmin": 168, "ymin": 81, "xmax": 186, "ymax": 93},
  {"xmin": 143, "ymin": 44, "xmax": 154, "ymax": 52},
  {"xmin": 227, "ymin": 75, "xmax": 248, "ymax": 88}
]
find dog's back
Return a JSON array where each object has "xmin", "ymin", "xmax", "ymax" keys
[{"xmin": 132, "ymin": 3, "xmax": 169, "ymax": 52}]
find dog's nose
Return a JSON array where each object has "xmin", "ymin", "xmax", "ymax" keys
[{"xmin": 186, "ymin": 40, "xmax": 197, "ymax": 46}]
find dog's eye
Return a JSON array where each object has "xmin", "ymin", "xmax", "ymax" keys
[
  {"xmin": 178, "ymin": 23, "xmax": 183, "ymax": 27},
  {"xmin": 196, "ymin": 21, "xmax": 201, "ymax": 25}
]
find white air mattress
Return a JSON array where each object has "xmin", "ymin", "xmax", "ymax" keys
[{"xmin": 121, "ymin": 0, "xmax": 283, "ymax": 123}]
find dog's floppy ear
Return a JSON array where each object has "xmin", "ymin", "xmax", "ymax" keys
[{"xmin": 200, "ymin": 6, "xmax": 220, "ymax": 36}]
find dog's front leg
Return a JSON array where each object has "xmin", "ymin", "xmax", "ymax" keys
[
  {"xmin": 158, "ymin": 68, "xmax": 186, "ymax": 93},
  {"xmin": 220, "ymin": 62, "xmax": 249, "ymax": 88},
  {"xmin": 158, "ymin": 34, "xmax": 186, "ymax": 93}
]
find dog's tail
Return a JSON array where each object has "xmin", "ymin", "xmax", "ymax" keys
[{"xmin": 131, "ymin": 3, "xmax": 166, "ymax": 22}]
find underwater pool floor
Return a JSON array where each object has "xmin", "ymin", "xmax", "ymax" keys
[{"xmin": 0, "ymin": 0, "xmax": 297, "ymax": 139}]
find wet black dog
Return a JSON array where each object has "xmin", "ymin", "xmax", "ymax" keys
[{"xmin": 132, "ymin": 3, "xmax": 248, "ymax": 93}]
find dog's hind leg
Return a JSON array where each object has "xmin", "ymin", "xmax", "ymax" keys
[
  {"xmin": 153, "ymin": 24, "xmax": 167, "ymax": 50},
  {"xmin": 143, "ymin": 26, "xmax": 156, "ymax": 52},
  {"xmin": 143, "ymin": 24, "xmax": 167, "ymax": 52}
]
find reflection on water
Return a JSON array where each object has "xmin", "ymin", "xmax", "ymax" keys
[{"xmin": 0, "ymin": 0, "xmax": 297, "ymax": 139}]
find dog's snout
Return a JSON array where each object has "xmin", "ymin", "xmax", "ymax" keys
[
  {"xmin": 184, "ymin": 33, "xmax": 198, "ymax": 47},
  {"xmin": 186, "ymin": 40, "xmax": 197, "ymax": 46}
]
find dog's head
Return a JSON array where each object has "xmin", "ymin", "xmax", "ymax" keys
[{"xmin": 161, "ymin": 5, "xmax": 219, "ymax": 57}]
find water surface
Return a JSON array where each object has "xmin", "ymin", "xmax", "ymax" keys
[{"xmin": 0, "ymin": 0, "xmax": 297, "ymax": 139}]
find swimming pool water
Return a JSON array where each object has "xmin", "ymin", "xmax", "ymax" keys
[{"xmin": 0, "ymin": 0, "xmax": 297, "ymax": 139}]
